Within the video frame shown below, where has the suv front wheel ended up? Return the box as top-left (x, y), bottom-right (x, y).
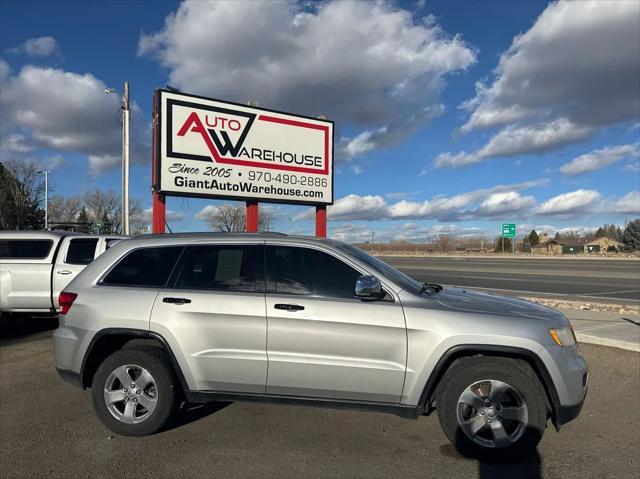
top-left (436, 356), bottom-right (548, 460)
top-left (91, 347), bottom-right (178, 436)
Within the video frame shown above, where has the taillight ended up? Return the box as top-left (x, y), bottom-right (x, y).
top-left (59, 292), bottom-right (78, 315)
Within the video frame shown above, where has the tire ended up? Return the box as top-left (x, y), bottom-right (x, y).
top-left (91, 346), bottom-right (178, 436)
top-left (436, 356), bottom-right (548, 460)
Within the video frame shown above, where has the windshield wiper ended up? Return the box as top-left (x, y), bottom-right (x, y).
top-left (420, 282), bottom-right (443, 295)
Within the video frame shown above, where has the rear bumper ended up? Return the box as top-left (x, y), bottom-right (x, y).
top-left (56, 367), bottom-right (82, 388)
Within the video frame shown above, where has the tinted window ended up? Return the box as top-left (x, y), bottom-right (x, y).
top-left (102, 246), bottom-right (182, 287)
top-left (175, 245), bottom-right (262, 293)
top-left (267, 246), bottom-right (361, 298)
top-left (0, 239), bottom-right (53, 259)
top-left (65, 238), bottom-right (98, 265)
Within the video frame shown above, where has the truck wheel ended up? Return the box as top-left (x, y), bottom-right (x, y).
top-left (91, 346), bottom-right (178, 436)
top-left (436, 356), bottom-right (547, 460)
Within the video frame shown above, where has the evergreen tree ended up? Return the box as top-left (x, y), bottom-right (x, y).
top-left (100, 212), bottom-right (111, 234)
top-left (528, 229), bottom-right (540, 246)
top-left (623, 219), bottom-right (640, 251)
top-left (77, 208), bottom-right (90, 233)
top-left (522, 235), bottom-right (532, 253)
top-left (554, 232), bottom-right (561, 241)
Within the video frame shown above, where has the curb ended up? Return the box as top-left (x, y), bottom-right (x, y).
top-left (576, 333), bottom-right (640, 352)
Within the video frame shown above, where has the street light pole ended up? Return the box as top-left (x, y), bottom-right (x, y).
top-left (122, 81), bottom-right (130, 235)
top-left (105, 82), bottom-right (130, 235)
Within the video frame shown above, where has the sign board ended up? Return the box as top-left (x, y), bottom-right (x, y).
top-left (155, 90), bottom-right (333, 205)
top-left (502, 223), bottom-right (516, 238)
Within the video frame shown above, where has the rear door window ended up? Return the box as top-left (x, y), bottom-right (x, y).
top-left (65, 238), bottom-right (99, 265)
top-left (102, 246), bottom-right (183, 287)
top-left (173, 244), bottom-right (263, 293)
top-left (0, 239), bottom-right (53, 259)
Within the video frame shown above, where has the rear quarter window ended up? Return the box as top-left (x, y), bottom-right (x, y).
top-left (101, 246), bottom-right (183, 287)
top-left (0, 239), bottom-right (54, 259)
top-left (65, 238), bottom-right (99, 265)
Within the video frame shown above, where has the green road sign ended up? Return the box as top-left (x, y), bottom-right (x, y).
top-left (502, 223), bottom-right (516, 238)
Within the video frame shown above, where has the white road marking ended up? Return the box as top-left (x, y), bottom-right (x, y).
top-left (574, 323), bottom-right (629, 333)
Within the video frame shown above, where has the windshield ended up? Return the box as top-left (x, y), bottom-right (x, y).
top-left (339, 244), bottom-right (423, 294)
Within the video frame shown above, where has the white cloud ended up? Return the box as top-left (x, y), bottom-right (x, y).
top-left (535, 189), bottom-right (601, 216)
top-left (0, 66), bottom-right (149, 174)
top-left (475, 191), bottom-right (536, 216)
top-left (461, 1), bottom-right (639, 133)
top-left (295, 179), bottom-right (547, 221)
top-left (8, 36), bottom-right (60, 57)
top-left (612, 191), bottom-right (640, 214)
top-left (560, 143), bottom-right (640, 175)
top-left (437, 0), bottom-right (640, 167)
top-left (139, 0), bottom-right (475, 162)
top-left (435, 119), bottom-right (592, 168)
top-left (0, 133), bottom-right (35, 153)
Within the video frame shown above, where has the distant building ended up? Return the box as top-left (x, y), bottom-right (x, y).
top-left (538, 233), bottom-right (550, 243)
top-left (584, 237), bottom-right (623, 254)
top-left (532, 239), bottom-right (582, 255)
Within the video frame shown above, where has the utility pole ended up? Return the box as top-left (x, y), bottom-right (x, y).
top-left (122, 81), bottom-right (130, 235)
top-left (42, 170), bottom-right (50, 230)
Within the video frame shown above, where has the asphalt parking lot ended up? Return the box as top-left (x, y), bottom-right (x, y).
top-left (1, 319), bottom-right (638, 479)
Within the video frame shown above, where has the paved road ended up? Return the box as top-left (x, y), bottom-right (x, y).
top-left (381, 256), bottom-right (640, 305)
top-left (1, 322), bottom-right (639, 479)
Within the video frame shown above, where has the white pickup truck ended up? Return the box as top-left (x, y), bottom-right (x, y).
top-left (0, 231), bottom-right (126, 317)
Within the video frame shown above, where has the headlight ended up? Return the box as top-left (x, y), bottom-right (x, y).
top-left (549, 326), bottom-right (576, 347)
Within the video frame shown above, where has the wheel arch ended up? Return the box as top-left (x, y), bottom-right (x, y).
top-left (418, 344), bottom-right (561, 425)
top-left (80, 328), bottom-right (188, 391)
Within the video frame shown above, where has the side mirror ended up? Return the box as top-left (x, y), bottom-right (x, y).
top-left (355, 275), bottom-right (385, 300)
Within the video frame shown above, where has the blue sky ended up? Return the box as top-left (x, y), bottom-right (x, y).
top-left (1, 0), bottom-right (638, 241)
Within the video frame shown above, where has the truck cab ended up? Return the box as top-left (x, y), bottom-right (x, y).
top-left (0, 231), bottom-right (126, 314)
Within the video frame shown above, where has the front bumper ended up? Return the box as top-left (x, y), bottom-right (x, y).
top-left (555, 384), bottom-right (587, 427)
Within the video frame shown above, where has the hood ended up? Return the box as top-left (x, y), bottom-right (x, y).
top-left (432, 286), bottom-right (564, 322)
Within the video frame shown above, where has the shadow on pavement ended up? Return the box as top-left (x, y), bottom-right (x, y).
top-left (0, 314), bottom-right (58, 345)
top-left (477, 450), bottom-right (541, 479)
top-left (164, 401), bottom-right (233, 432)
top-left (440, 429), bottom-right (542, 479)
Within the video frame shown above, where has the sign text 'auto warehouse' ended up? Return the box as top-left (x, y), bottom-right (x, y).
top-left (156, 90), bottom-right (334, 205)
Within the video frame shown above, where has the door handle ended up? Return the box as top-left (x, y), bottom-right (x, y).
top-left (56, 270), bottom-right (72, 275)
top-left (162, 297), bottom-right (192, 305)
top-left (274, 303), bottom-right (305, 312)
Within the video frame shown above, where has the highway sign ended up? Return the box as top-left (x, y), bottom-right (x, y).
top-left (502, 223), bottom-right (516, 238)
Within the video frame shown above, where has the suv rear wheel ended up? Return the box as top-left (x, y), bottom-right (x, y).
top-left (91, 346), bottom-right (178, 436)
top-left (436, 356), bottom-right (547, 460)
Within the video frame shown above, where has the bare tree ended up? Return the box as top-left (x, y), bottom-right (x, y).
top-left (0, 160), bottom-right (45, 230)
top-left (203, 203), bottom-right (274, 232)
top-left (83, 189), bottom-right (142, 234)
top-left (48, 195), bottom-right (83, 223)
top-left (434, 234), bottom-right (453, 252)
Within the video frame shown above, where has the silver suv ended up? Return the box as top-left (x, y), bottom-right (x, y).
top-left (53, 233), bottom-right (587, 459)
